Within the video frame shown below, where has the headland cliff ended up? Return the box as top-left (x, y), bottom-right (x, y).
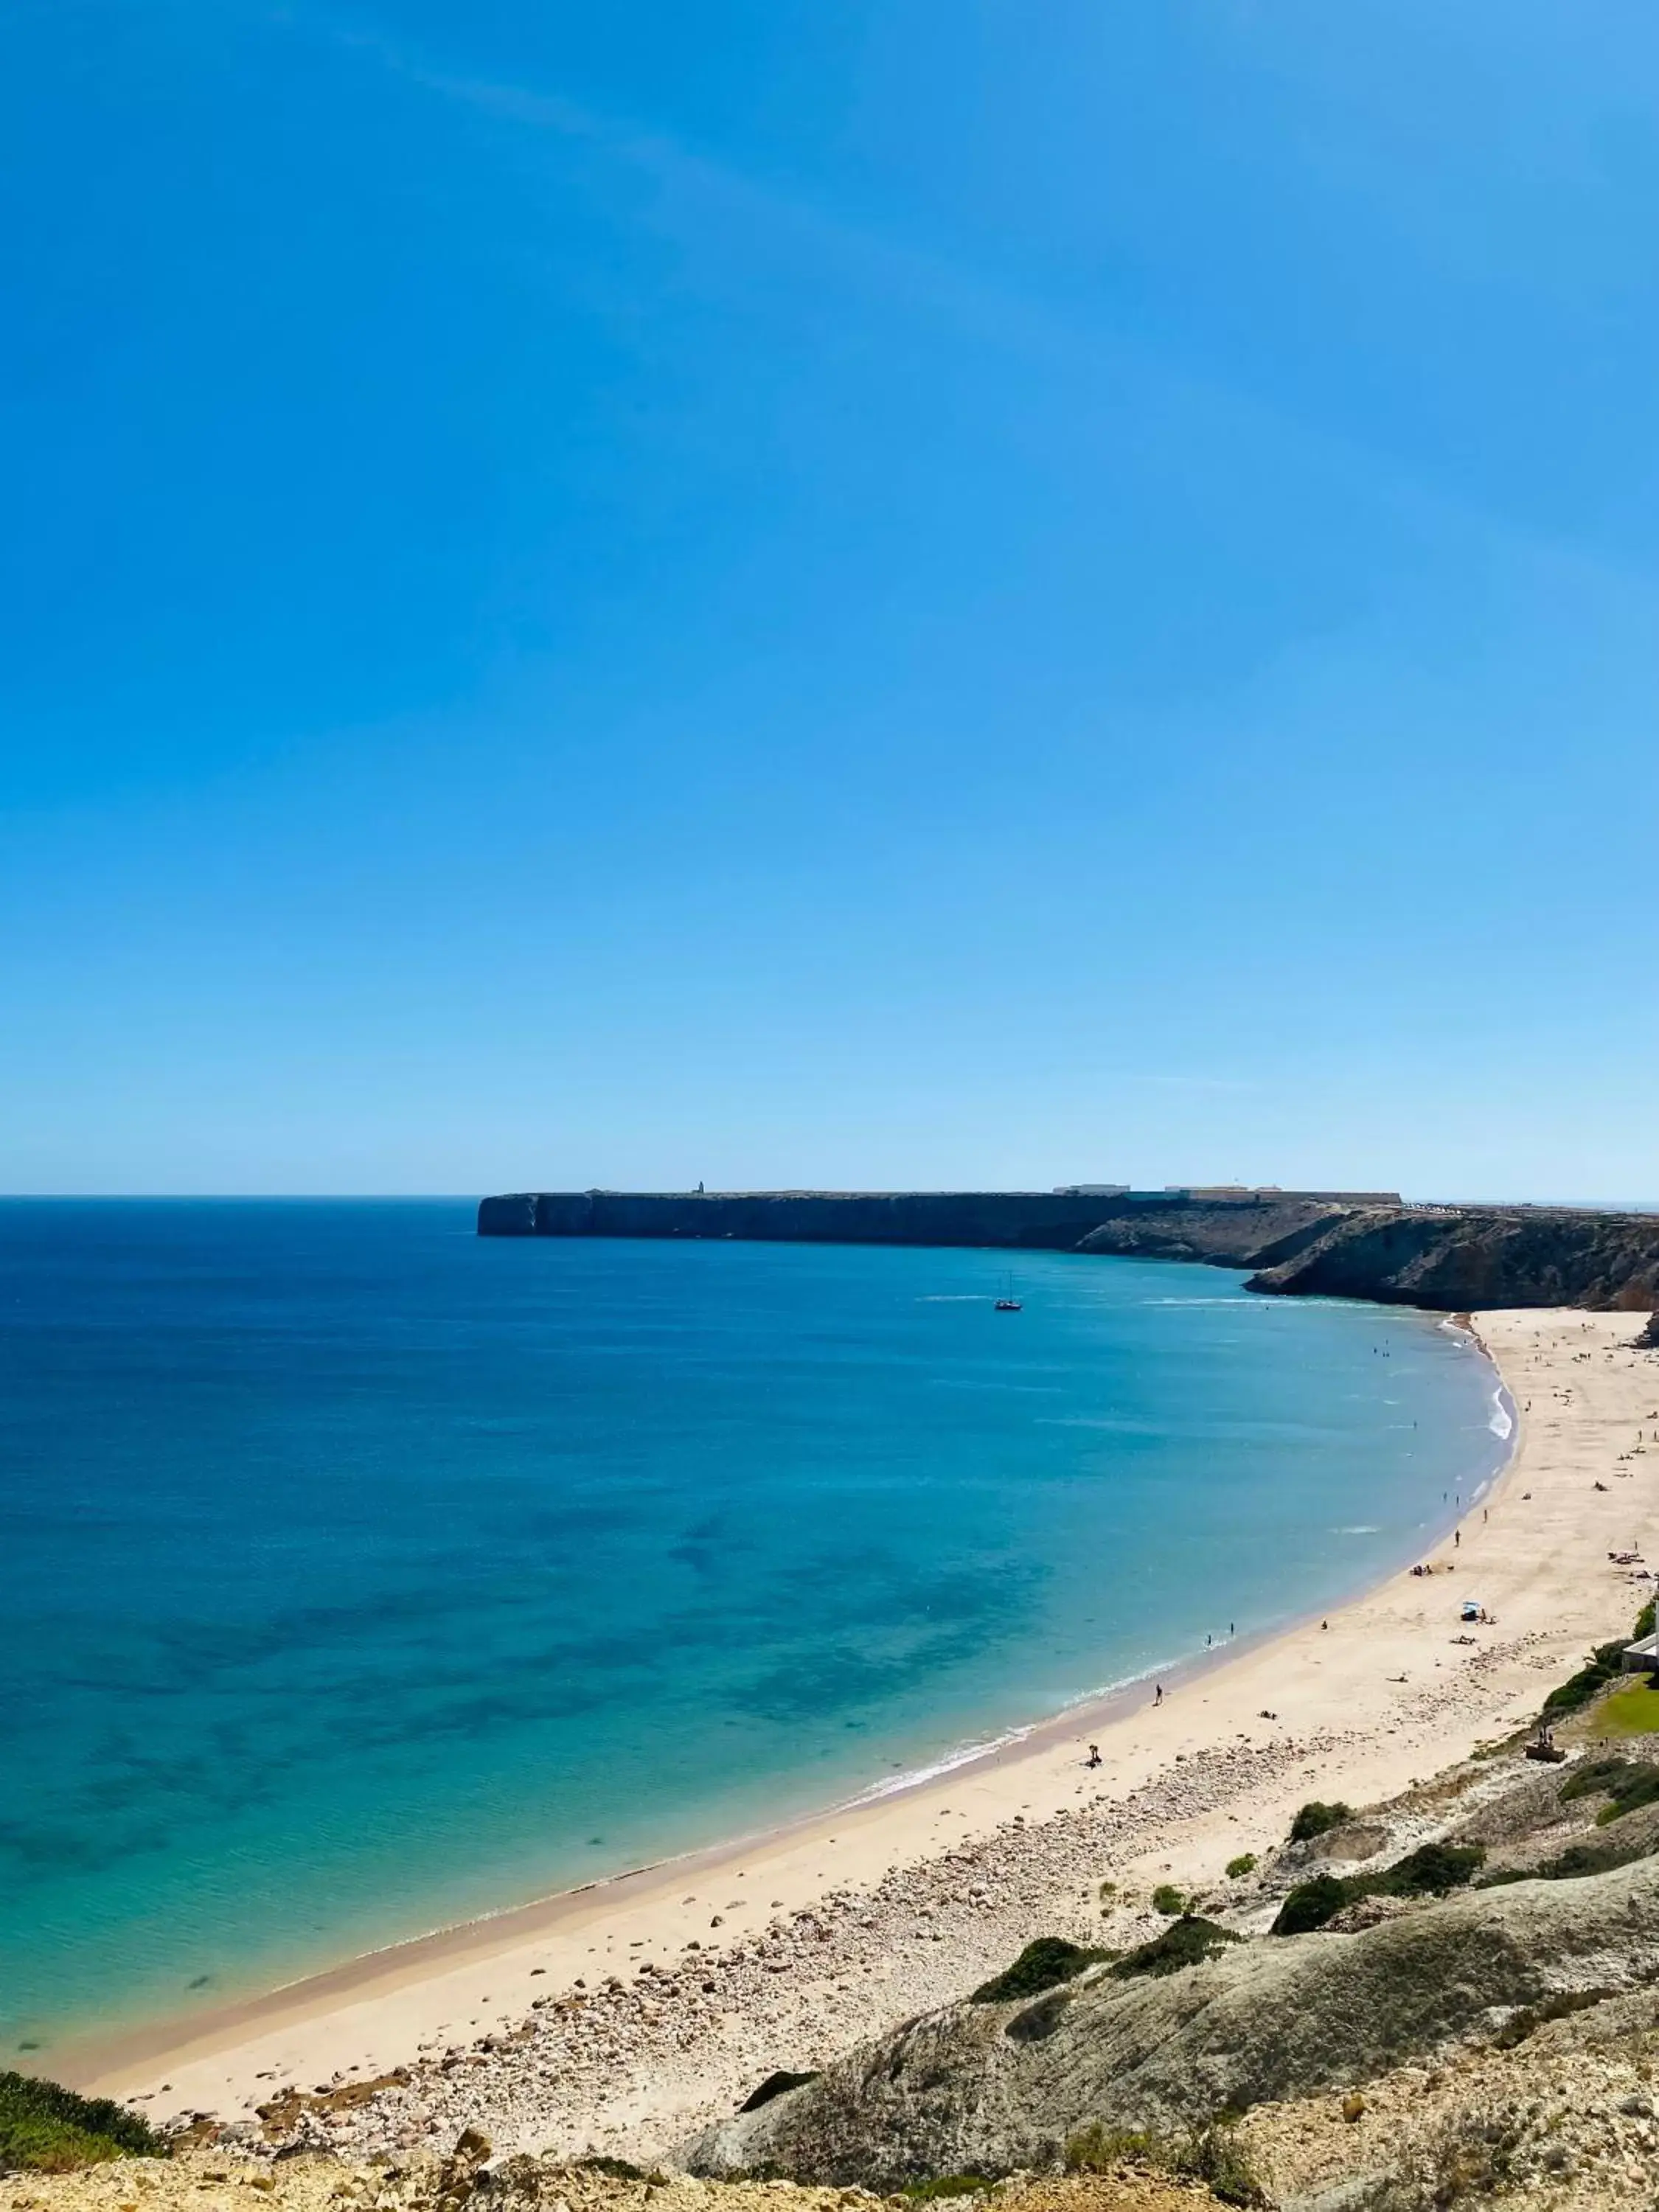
top-left (478, 1188), bottom-right (1659, 1315)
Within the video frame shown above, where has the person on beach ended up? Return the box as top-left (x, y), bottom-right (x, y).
top-left (1086, 1742), bottom-right (1101, 1767)
top-left (1153, 1683), bottom-right (1163, 1705)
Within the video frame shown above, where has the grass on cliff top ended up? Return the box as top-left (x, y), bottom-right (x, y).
top-left (1591, 1683), bottom-right (1659, 1737)
top-left (0, 2072), bottom-right (165, 2174)
top-left (1541, 1601), bottom-right (1655, 1724)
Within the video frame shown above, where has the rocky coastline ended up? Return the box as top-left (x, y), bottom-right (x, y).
top-left (478, 1189), bottom-right (1659, 1322)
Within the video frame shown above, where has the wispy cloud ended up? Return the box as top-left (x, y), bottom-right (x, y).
top-left (291, 5), bottom-right (1658, 612)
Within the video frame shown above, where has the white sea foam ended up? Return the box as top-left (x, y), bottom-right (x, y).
top-left (1489, 1390), bottom-right (1514, 1441)
top-left (1334, 1524), bottom-right (1381, 1535)
top-left (1141, 1297), bottom-right (1255, 1307)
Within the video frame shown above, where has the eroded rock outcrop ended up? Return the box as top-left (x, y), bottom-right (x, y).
top-left (1249, 1206), bottom-right (1659, 1313)
top-left (689, 1861), bottom-right (1659, 2189)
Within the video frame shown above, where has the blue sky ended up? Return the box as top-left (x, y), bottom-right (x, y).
top-left (2, 0), bottom-right (1655, 1197)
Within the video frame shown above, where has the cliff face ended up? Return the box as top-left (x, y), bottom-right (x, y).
top-left (476, 1190), bottom-right (1365, 1264)
top-left (476, 1190), bottom-right (1154, 1249)
top-left (1248, 1206), bottom-right (1659, 1312)
top-left (477, 1192), bottom-right (1659, 1315)
top-left (1073, 1197), bottom-right (1356, 1270)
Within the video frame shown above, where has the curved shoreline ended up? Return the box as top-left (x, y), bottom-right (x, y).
top-left (58, 1312), bottom-right (1539, 2115)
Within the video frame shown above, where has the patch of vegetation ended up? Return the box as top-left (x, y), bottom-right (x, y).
top-left (970, 1937), bottom-right (1105, 2004)
top-left (1592, 1683), bottom-right (1659, 1738)
top-left (0, 2073), bottom-right (165, 2174)
top-left (736, 2070), bottom-right (818, 2113)
top-left (1542, 1639), bottom-right (1632, 1717)
top-left (1271, 1841), bottom-right (1486, 1934)
top-left (899, 2176), bottom-right (994, 2201)
top-left (1559, 1756), bottom-right (1659, 1823)
top-left (1490, 1988), bottom-right (1616, 2049)
top-left (1271, 1873), bottom-right (1349, 1935)
top-left (1109, 1914), bottom-right (1242, 1980)
top-left (1066, 2119), bottom-right (1266, 2207)
top-left (575, 2156), bottom-right (669, 2183)
top-left (1150, 1882), bottom-right (1186, 1916)
top-left (1225, 1852), bottom-right (1258, 1879)
top-left (1636, 1599), bottom-right (1655, 1639)
top-left (1382, 1840), bottom-right (1487, 1894)
top-left (1290, 1800), bottom-right (1353, 1843)
top-left (1478, 1828), bottom-right (1659, 1886)
top-left (1418, 2110), bottom-right (1525, 2205)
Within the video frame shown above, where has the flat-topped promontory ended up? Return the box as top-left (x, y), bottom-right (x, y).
top-left (477, 1187), bottom-right (1659, 1315)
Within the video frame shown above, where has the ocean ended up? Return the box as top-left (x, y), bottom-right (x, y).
top-left (0, 1200), bottom-right (1509, 2059)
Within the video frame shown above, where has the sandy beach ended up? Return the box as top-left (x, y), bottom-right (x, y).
top-left (71, 1307), bottom-right (1658, 2167)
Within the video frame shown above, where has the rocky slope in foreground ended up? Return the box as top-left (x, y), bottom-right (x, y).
top-left (691, 1650), bottom-right (1659, 2210)
top-left (0, 2148), bottom-right (1222, 2212)
top-left (693, 1862), bottom-right (1659, 2191)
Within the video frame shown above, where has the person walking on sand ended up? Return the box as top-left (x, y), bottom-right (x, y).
top-left (1153, 1683), bottom-right (1163, 1706)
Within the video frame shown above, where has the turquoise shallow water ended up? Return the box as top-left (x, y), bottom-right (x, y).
top-left (0, 1200), bottom-right (1508, 2059)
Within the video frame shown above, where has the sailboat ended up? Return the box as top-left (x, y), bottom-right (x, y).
top-left (995, 1270), bottom-right (1023, 1312)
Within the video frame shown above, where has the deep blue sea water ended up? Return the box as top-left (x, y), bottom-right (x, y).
top-left (0, 1201), bottom-right (1509, 2059)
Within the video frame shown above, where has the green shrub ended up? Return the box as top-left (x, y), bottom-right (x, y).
top-left (1559, 1756), bottom-right (1659, 1823)
top-left (899, 2177), bottom-right (994, 2201)
top-left (1635, 1599), bottom-right (1655, 1640)
top-left (1150, 1882), bottom-right (1186, 1916)
top-left (1109, 1915), bottom-right (1241, 1980)
top-left (1377, 1841), bottom-right (1485, 1896)
top-left (1478, 1829), bottom-right (1659, 1887)
top-left (1066, 2124), bottom-right (1160, 2172)
top-left (1290, 1801), bottom-right (1352, 1843)
top-left (576, 2157), bottom-right (666, 2183)
top-left (1272, 1842), bottom-right (1484, 1933)
top-left (1225, 1853), bottom-right (1257, 1879)
top-left (1271, 1873), bottom-right (1349, 1935)
top-left (1065, 2119), bottom-right (1266, 2207)
top-left (1543, 1640), bottom-right (1632, 1717)
top-left (0, 2072), bottom-right (164, 2174)
top-left (970, 1937), bottom-right (1105, 2004)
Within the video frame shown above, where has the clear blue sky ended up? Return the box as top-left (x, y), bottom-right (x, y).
top-left (3, 0), bottom-right (1655, 1198)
